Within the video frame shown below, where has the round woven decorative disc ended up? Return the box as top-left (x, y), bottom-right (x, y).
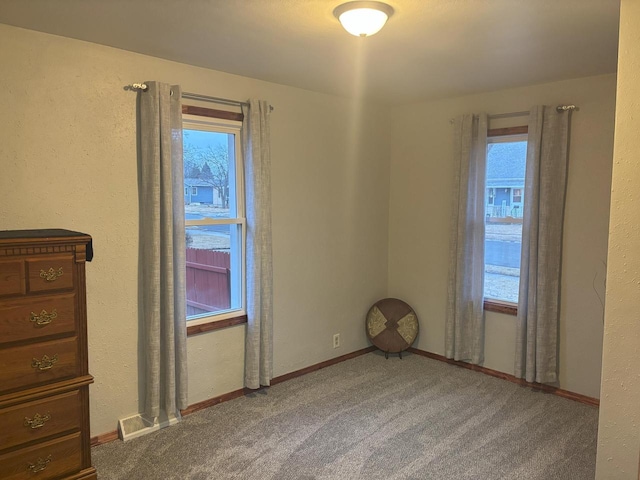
top-left (366, 298), bottom-right (419, 353)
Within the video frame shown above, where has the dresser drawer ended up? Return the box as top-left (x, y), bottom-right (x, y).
top-left (0, 259), bottom-right (25, 297)
top-left (0, 337), bottom-right (79, 394)
top-left (0, 432), bottom-right (83, 480)
top-left (26, 255), bottom-right (75, 293)
top-left (0, 390), bottom-right (82, 451)
top-left (0, 293), bottom-right (77, 345)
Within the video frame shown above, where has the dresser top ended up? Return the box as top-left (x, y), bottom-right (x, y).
top-left (0, 229), bottom-right (91, 240)
top-left (0, 229), bottom-right (93, 261)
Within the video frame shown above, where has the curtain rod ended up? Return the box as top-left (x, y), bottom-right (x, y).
top-left (489, 110), bottom-right (530, 120)
top-left (449, 105), bottom-right (577, 124)
top-left (129, 83), bottom-right (274, 111)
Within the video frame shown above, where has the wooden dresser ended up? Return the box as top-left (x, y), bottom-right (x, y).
top-left (0, 230), bottom-right (96, 480)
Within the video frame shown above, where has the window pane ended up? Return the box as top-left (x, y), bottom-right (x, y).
top-left (183, 129), bottom-right (237, 218)
top-left (183, 119), bottom-right (244, 322)
top-left (484, 140), bottom-right (527, 303)
top-left (185, 223), bottom-right (242, 317)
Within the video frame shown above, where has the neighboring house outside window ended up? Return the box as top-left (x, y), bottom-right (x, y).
top-left (183, 112), bottom-right (245, 327)
top-left (184, 181), bottom-right (214, 205)
top-left (484, 133), bottom-right (527, 310)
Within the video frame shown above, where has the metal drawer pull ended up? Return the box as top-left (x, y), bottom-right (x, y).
top-left (40, 267), bottom-right (64, 282)
top-left (30, 309), bottom-right (58, 326)
top-left (31, 354), bottom-right (58, 371)
top-left (28, 455), bottom-right (52, 473)
top-left (24, 412), bottom-right (51, 429)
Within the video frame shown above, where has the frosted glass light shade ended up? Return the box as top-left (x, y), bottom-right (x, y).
top-left (333, 1), bottom-right (394, 37)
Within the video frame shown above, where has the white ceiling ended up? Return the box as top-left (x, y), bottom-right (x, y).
top-left (0, 0), bottom-right (620, 104)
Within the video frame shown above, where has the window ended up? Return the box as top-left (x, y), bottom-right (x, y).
top-left (512, 188), bottom-right (522, 204)
top-left (484, 128), bottom-right (527, 311)
top-left (183, 112), bottom-right (245, 326)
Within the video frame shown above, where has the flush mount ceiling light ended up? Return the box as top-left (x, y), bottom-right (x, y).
top-left (333, 1), bottom-right (394, 37)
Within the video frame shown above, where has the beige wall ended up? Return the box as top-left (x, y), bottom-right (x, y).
top-left (0, 24), bottom-right (391, 436)
top-left (597, 0), bottom-right (640, 477)
top-left (388, 74), bottom-right (616, 399)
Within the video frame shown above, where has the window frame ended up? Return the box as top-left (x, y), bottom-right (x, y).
top-left (484, 125), bottom-right (528, 316)
top-left (182, 108), bottom-right (247, 334)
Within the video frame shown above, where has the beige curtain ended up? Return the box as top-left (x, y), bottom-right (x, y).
top-left (241, 99), bottom-right (273, 389)
top-left (445, 113), bottom-right (488, 364)
top-left (515, 105), bottom-right (571, 384)
top-left (139, 81), bottom-right (188, 419)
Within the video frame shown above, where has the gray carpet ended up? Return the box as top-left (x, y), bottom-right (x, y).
top-left (92, 352), bottom-right (598, 479)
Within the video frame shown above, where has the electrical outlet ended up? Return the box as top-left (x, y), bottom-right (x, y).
top-left (333, 333), bottom-right (340, 349)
